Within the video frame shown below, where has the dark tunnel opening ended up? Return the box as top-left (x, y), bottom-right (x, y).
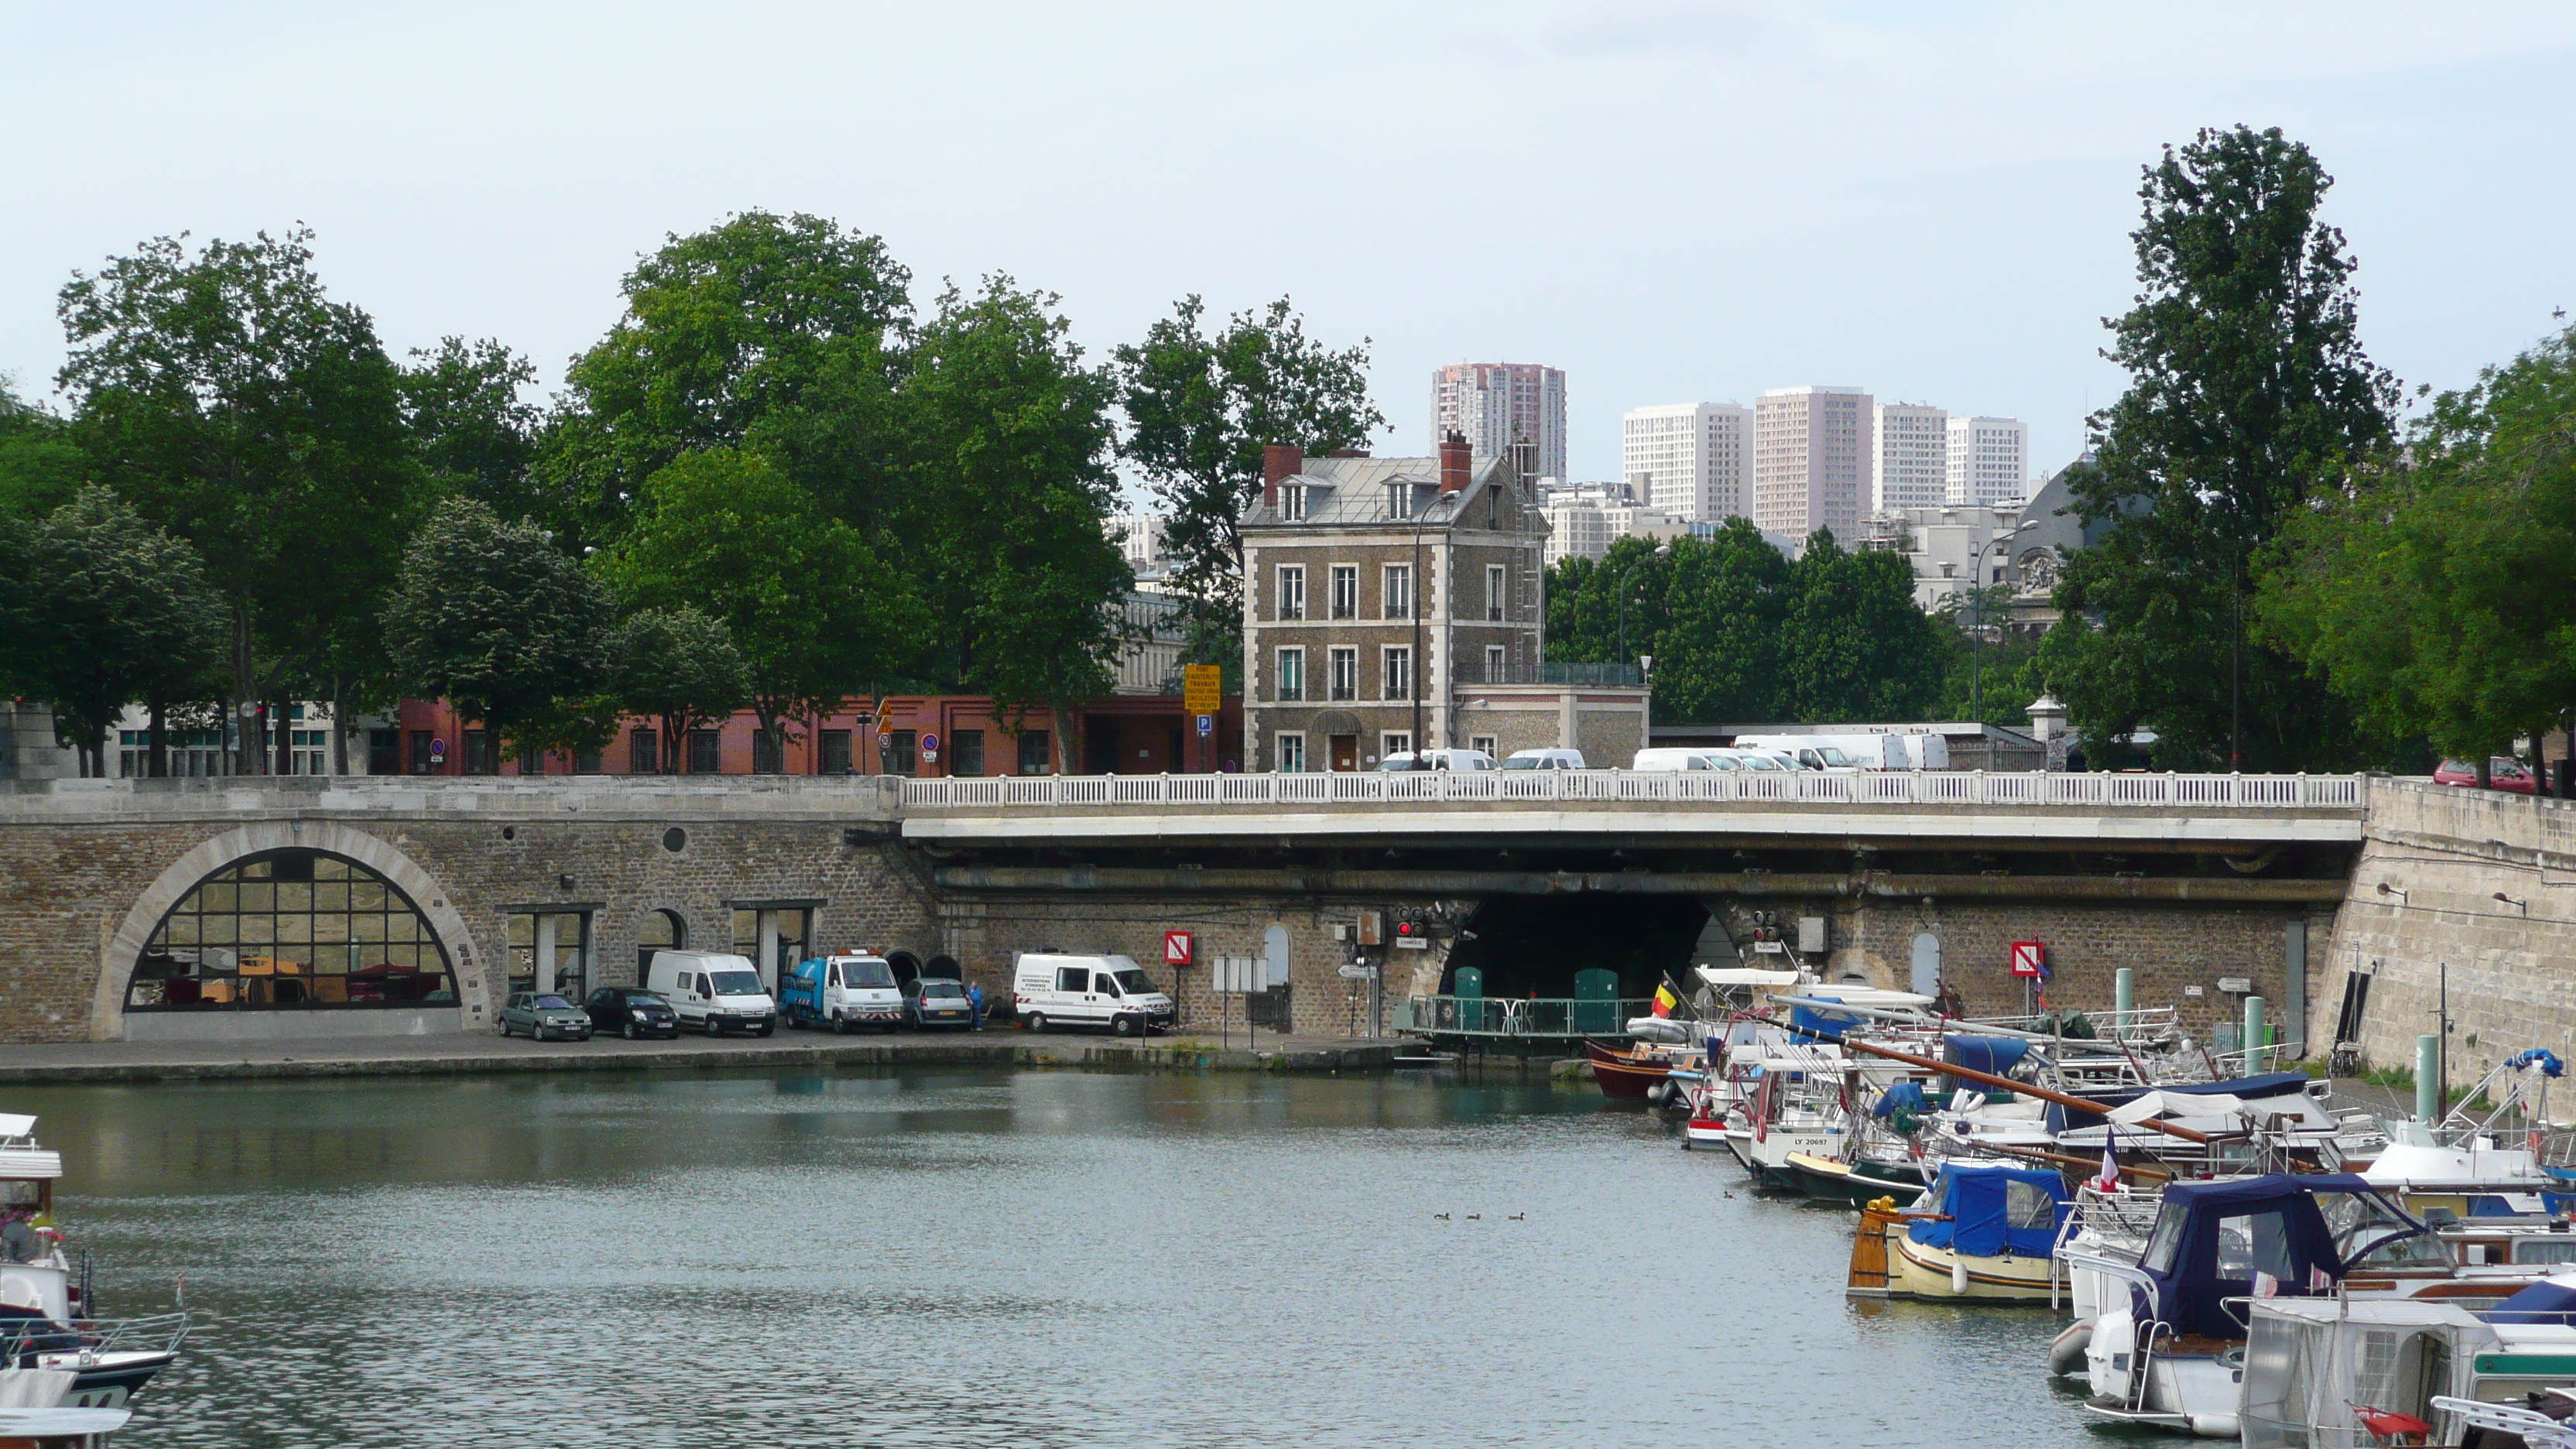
top-left (1437, 896), bottom-right (1711, 1000)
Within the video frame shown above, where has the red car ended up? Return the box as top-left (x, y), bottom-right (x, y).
top-left (2432, 757), bottom-right (2540, 794)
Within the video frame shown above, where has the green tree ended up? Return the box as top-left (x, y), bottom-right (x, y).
top-left (11, 487), bottom-right (226, 776)
top-left (902, 278), bottom-right (1129, 766)
top-left (402, 336), bottom-right (544, 522)
top-left (0, 378), bottom-right (85, 522)
top-left (2259, 324), bottom-right (2576, 779)
top-left (597, 447), bottom-right (909, 769)
top-left (603, 606), bottom-right (752, 773)
top-left (55, 227), bottom-right (421, 773)
top-left (1778, 533), bottom-right (1947, 721)
top-left (382, 498), bottom-right (614, 770)
top-left (541, 211), bottom-right (910, 548)
top-left (1930, 601), bottom-right (2047, 727)
top-left (2044, 125), bottom-right (2400, 771)
top-left (1114, 295), bottom-right (1384, 662)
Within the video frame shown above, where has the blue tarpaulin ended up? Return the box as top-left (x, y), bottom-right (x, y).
top-left (1944, 1036), bottom-right (2030, 1078)
top-left (1905, 1165), bottom-right (2071, 1259)
top-left (2512, 1049), bottom-right (2567, 1079)
top-left (1872, 1082), bottom-right (1929, 1119)
top-left (2132, 1173), bottom-right (2424, 1341)
top-left (2490, 1274), bottom-right (2576, 1324)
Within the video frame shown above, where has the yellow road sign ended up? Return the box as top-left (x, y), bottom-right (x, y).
top-left (1183, 664), bottom-right (1222, 714)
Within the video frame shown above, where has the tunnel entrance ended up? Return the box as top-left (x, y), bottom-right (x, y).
top-left (1438, 896), bottom-right (1709, 1002)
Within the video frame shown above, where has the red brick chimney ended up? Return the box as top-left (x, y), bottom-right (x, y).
top-left (1262, 444), bottom-right (1303, 509)
top-left (1438, 430), bottom-right (1471, 494)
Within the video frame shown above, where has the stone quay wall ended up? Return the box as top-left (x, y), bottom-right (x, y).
top-left (2325, 779), bottom-right (2576, 1089)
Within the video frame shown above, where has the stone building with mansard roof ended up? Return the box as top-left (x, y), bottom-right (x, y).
top-left (1238, 433), bottom-right (1649, 772)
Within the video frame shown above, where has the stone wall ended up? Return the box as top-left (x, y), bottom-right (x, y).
top-left (2324, 779), bottom-right (2576, 1088)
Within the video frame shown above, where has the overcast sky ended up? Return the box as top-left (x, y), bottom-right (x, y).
top-left (4, 2), bottom-right (2571, 493)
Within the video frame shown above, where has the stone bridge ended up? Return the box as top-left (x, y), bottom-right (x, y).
top-left (0, 770), bottom-right (2523, 1067)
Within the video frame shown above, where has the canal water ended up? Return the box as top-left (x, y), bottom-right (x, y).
top-left (21, 1067), bottom-right (2098, 1446)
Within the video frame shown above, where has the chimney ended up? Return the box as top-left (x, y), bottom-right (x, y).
top-left (1262, 444), bottom-right (1303, 509)
top-left (1439, 430), bottom-right (1471, 495)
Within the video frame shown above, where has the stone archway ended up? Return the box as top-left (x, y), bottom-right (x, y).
top-left (91, 821), bottom-right (491, 1042)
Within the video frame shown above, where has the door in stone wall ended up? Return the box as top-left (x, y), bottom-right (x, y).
top-left (1910, 933), bottom-right (1942, 999)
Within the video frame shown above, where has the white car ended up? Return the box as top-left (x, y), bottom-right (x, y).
top-left (1502, 748), bottom-right (1587, 770)
top-left (1377, 749), bottom-right (1498, 772)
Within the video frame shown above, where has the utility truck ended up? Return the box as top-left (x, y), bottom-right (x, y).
top-left (779, 951), bottom-right (904, 1033)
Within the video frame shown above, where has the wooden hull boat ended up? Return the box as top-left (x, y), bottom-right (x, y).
top-left (1585, 1040), bottom-right (1670, 1101)
top-left (1889, 1234), bottom-right (2057, 1302)
top-left (1785, 1151), bottom-right (1926, 1210)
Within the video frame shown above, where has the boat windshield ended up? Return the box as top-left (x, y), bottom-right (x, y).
top-left (709, 971), bottom-right (766, 998)
top-left (1112, 970), bottom-right (1156, 994)
top-left (2314, 1190), bottom-right (2444, 1269)
top-left (2142, 1201), bottom-right (2189, 1273)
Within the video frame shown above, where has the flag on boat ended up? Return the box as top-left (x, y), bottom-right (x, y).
top-left (2096, 1122), bottom-right (2120, 1191)
top-left (1651, 985), bottom-right (1678, 1018)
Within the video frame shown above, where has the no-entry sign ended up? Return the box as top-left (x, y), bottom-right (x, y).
top-left (2010, 940), bottom-right (2047, 978)
top-left (1164, 930), bottom-right (1194, 966)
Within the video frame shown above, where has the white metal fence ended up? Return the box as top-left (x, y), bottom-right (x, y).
top-left (899, 769), bottom-right (2365, 810)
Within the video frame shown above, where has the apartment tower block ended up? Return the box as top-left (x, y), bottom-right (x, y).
top-left (1621, 402), bottom-right (1753, 523)
top-left (1754, 385), bottom-right (1873, 540)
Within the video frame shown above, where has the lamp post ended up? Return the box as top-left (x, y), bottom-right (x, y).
top-left (1615, 541), bottom-right (1673, 683)
top-left (1968, 518), bottom-right (2040, 722)
top-left (1410, 521), bottom-right (1426, 754)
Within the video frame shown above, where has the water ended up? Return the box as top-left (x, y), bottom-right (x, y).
top-left (19, 1068), bottom-right (2099, 1446)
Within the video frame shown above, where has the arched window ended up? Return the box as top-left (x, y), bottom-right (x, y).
top-left (638, 909), bottom-right (687, 981)
top-left (128, 850), bottom-right (454, 1012)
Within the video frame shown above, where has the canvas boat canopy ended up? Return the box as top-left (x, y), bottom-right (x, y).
top-left (2135, 1174), bottom-right (2433, 1341)
top-left (1906, 1164), bottom-right (2071, 1259)
top-left (1695, 968), bottom-right (1804, 988)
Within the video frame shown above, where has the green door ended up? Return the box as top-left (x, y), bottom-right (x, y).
top-left (1573, 968), bottom-right (1620, 1034)
top-left (1451, 966), bottom-right (1485, 1032)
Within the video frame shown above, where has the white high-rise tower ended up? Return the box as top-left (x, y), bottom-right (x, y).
top-left (1945, 416), bottom-right (2030, 505)
top-left (1622, 402), bottom-right (1753, 522)
top-left (1872, 403), bottom-right (1948, 512)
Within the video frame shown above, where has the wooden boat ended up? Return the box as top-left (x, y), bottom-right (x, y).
top-left (1844, 1163), bottom-right (2071, 1303)
top-left (1785, 1151), bottom-right (1927, 1210)
top-left (1585, 1040), bottom-right (1670, 1101)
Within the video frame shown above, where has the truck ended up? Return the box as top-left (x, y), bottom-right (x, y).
top-left (777, 951), bottom-right (904, 1033)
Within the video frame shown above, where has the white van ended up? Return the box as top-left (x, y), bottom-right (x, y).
top-left (1502, 748), bottom-right (1587, 771)
top-left (1729, 735), bottom-right (1868, 772)
top-left (643, 950), bottom-right (779, 1036)
top-left (1734, 732), bottom-right (1948, 771)
top-left (1630, 747), bottom-right (1721, 771)
top-left (1012, 952), bottom-right (1177, 1036)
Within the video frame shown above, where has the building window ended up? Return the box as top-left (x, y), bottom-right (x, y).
top-left (1277, 566), bottom-right (1306, 621)
top-left (1471, 735), bottom-right (1499, 758)
top-left (1331, 565), bottom-right (1358, 619)
top-left (686, 730), bottom-right (722, 775)
top-left (1485, 645), bottom-right (1507, 681)
top-left (629, 728), bottom-right (659, 774)
top-left (949, 729), bottom-right (983, 777)
top-left (1383, 564), bottom-right (1412, 619)
top-left (125, 849), bottom-right (456, 1013)
top-left (1388, 483), bottom-right (1411, 519)
top-left (1277, 647), bottom-right (1305, 702)
top-left (572, 745), bottom-right (602, 775)
top-left (508, 910), bottom-right (593, 1002)
top-left (1276, 732), bottom-right (1307, 772)
top-left (1486, 564), bottom-right (1506, 622)
top-left (1328, 647), bottom-right (1358, 701)
top-left (289, 729), bottom-right (327, 776)
top-left (882, 729), bottom-right (917, 776)
top-left (1383, 646), bottom-right (1411, 701)
top-left (1016, 730), bottom-right (1051, 775)
top-left (1282, 484), bottom-right (1307, 521)
top-left (367, 729), bottom-right (399, 776)
top-left (463, 730), bottom-right (492, 775)
top-left (1382, 732), bottom-right (1412, 762)
top-left (752, 729), bottom-right (785, 776)
top-left (818, 729), bottom-right (854, 775)
top-left (409, 730), bottom-right (436, 775)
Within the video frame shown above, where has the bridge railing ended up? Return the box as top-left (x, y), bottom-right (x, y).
top-left (901, 769), bottom-right (2365, 810)
top-left (1392, 995), bottom-right (1662, 1038)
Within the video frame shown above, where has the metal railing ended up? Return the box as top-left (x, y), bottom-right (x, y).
top-left (1393, 995), bottom-right (1660, 1038)
top-left (1451, 661), bottom-right (1644, 687)
top-left (902, 769), bottom-right (2366, 810)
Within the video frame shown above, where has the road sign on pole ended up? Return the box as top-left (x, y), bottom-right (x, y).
top-left (1164, 930), bottom-right (1193, 966)
top-left (1195, 714), bottom-right (1212, 738)
top-left (2009, 940), bottom-right (2047, 978)
top-left (1183, 664), bottom-right (1221, 714)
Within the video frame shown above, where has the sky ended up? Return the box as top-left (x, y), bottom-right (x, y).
top-left (2, 1), bottom-right (2572, 495)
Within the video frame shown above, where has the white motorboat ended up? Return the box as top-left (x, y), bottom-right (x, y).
top-left (0, 1115), bottom-right (187, 1409)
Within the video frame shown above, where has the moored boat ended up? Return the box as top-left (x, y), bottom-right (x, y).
top-left (1847, 1163), bottom-right (2071, 1303)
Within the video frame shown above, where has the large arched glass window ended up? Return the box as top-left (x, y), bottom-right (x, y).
top-left (128, 850), bottom-right (456, 1012)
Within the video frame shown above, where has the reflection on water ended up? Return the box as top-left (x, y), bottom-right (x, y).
top-left (19, 1069), bottom-right (2096, 1447)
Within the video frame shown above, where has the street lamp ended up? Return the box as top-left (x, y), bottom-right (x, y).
top-left (1616, 541), bottom-right (1673, 683)
top-left (1968, 519), bottom-right (2040, 721)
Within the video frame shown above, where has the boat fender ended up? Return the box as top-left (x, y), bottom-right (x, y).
top-left (1645, 1081), bottom-right (1669, 1105)
top-left (2186, 1414), bottom-right (2239, 1438)
top-left (1951, 1259), bottom-right (1969, 1295)
top-left (2047, 1319), bottom-right (2094, 1378)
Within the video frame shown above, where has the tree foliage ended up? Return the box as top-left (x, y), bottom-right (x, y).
top-left (595, 447), bottom-right (909, 765)
top-left (0, 378), bottom-right (85, 522)
top-left (402, 336), bottom-right (543, 522)
top-left (55, 227), bottom-right (421, 770)
top-left (1546, 523), bottom-right (1943, 724)
top-left (382, 498), bottom-right (614, 767)
top-left (2259, 324), bottom-right (2576, 771)
top-left (2043, 126), bottom-right (2400, 770)
top-left (1114, 296), bottom-right (1384, 658)
top-left (4, 487), bottom-right (226, 776)
top-left (602, 607), bottom-right (752, 773)
top-left (903, 278), bottom-right (1129, 751)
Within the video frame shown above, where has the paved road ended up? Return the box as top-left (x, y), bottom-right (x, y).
top-left (0, 1023), bottom-right (1410, 1084)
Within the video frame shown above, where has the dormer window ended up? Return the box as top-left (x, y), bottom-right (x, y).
top-left (1282, 485), bottom-right (1307, 522)
top-left (1389, 483), bottom-right (1411, 519)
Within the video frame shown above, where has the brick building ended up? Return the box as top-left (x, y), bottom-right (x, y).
top-left (1239, 435), bottom-right (1648, 771)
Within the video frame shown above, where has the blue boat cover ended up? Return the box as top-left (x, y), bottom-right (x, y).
top-left (1872, 1082), bottom-right (1928, 1119)
top-left (1791, 1001), bottom-right (1868, 1039)
top-left (2489, 1274), bottom-right (2576, 1324)
top-left (2163, 1071), bottom-right (2310, 1100)
top-left (2133, 1173), bottom-right (2423, 1341)
top-left (2512, 1048), bottom-right (2567, 1079)
top-left (1906, 1165), bottom-right (2071, 1259)
top-left (1944, 1036), bottom-right (2030, 1078)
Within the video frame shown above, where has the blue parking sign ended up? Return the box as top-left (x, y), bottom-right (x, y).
top-left (1196, 714), bottom-right (1212, 736)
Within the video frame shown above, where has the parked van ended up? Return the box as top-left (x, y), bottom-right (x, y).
top-left (1734, 732), bottom-right (1948, 771)
top-left (1630, 747), bottom-right (1720, 771)
top-left (1377, 748), bottom-right (1499, 772)
top-left (1712, 748), bottom-right (1799, 772)
top-left (1502, 748), bottom-right (1588, 770)
top-left (778, 952), bottom-right (903, 1033)
top-left (1728, 735), bottom-right (1869, 772)
top-left (1011, 952), bottom-right (1177, 1036)
top-left (643, 950), bottom-right (778, 1036)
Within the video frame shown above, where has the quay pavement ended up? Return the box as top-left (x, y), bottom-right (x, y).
top-left (0, 1024), bottom-right (1410, 1086)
